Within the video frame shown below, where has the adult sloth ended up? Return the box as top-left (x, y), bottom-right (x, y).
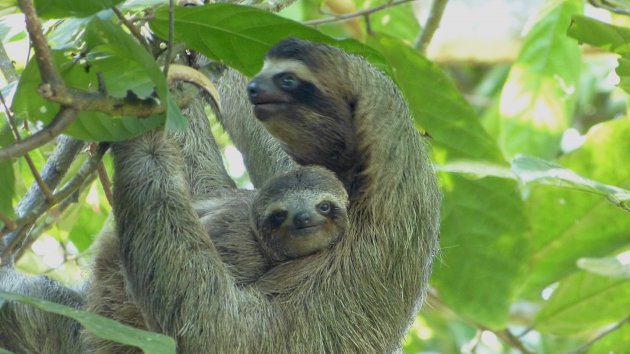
top-left (111, 38), bottom-right (440, 353)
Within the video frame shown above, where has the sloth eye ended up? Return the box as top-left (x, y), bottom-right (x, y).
top-left (318, 202), bottom-right (332, 214)
top-left (270, 210), bottom-right (288, 225)
top-left (278, 73), bottom-right (299, 90)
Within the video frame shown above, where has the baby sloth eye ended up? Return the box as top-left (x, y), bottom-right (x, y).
top-left (278, 73), bottom-right (299, 90)
top-left (318, 202), bottom-right (332, 214)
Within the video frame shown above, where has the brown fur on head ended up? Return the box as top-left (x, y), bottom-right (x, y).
top-left (252, 165), bottom-right (348, 262)
top-left (247, 39), bottom-right (362, 188)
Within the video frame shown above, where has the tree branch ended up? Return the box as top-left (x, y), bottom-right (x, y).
top-left (304, 0), bottom-right (415, 26)
top-left (414, 0), bottom-right (449, 52)
top-left (0, 136), bottom-right (84, 263)
top-left (0, 107), bottom-right (79, 162)
top-left (1, 143), bottom-right (108, 262)
top-left (17, 0), bottom-right (63, 88)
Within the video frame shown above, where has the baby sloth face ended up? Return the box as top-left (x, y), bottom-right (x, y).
top-left (252, 166), bottom-right (349, 262)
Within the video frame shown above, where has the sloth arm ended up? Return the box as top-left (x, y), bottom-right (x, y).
top-left (217, 69), bottom-right (295, 187)
top-left (111, 131), bottom-right (276, 352)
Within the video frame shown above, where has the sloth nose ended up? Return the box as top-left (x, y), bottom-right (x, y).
top-left (293, 212), bottom-right (313, 228)
top-left (247, 80), bottom-right (261, 99)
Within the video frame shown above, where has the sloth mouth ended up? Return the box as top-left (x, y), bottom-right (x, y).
top-left (289, 223), bottom-right (325, 237)
top-left (252, 102), bottom-right (289, 120)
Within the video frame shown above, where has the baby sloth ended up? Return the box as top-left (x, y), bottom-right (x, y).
top-left (198, 165), bottom-right (349, 284)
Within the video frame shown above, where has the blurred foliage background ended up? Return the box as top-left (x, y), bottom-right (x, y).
top-left (1, 0), bottom-right (630, 353)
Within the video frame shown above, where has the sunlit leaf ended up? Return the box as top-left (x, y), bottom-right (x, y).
top-left (369, 34), bottom-right (528, 329)
top-left (577, 256), bottom-right (630, 279)
top-left (33, 0), bottom-right (124, 19)
top-left (534, 272), bottom-right (630, 335)
top-left (512, 155), bottom-right (630, 211)
top-left (0, 291), bottom-right (176, 354)
top-left (524, 118), bottom-right (630, 295)
top-left (568, 15), bottom-right (630, 94)
top-left (149, 3), bottom-right (390, 77)
top-left (497, 0), bottom-right (583, 159)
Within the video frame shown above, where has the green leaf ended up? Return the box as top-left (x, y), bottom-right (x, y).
top-left (0, 291), bottom-right (176, 354)
top-left (369, 0), bottom-right (420, 43)
top-left (568, 15), bottom-right (630, 95)
top-left (524, 118), bottom-right (630, 294)
top-left (33, 0), bottom-right (124, 19)
top-left (512, 155), bottom-right (630, 211)
top-left (588, 322), bottom-right (630, 354)
top-left (534, 272), bottom-right (630, 335)
top-left (367, 34), bottom-right (503, 162)
top-left (149, 3), bottom-right (390, 77)
top-left (85, 18), bottom-right (186, 133)
top-left (431, 175), bottom-right (529, 329)
top-left (497, 0), bottom-right (583, 160)
top-left (0, 160), bottom-right (14, 224)
top-left (368, 35), bottom-right (528, 329)
top-left (13, 51), bottom-right (163, 141)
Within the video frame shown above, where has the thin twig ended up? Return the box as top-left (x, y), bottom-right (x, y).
top-left (257, 0), bottom-right (297, 12)
top-left (15, 173), bottom-right (97, 261)
top-left (0, 92), bottom-right (54, 201)
top-left (90, 143), bottom-right (113, 206)
top-left (0, 107), bottom-right (79, 162)
top-left (588, 0), bottom-right (630, 16)
top-left (113, 7), bottom-right (150, 51)
top-left (304, 0), bottom-right (416, 26)
top-left (0, 42), bottom-right (18, 82)
top-left (566, 313), bottom-right (630, 354)
top-left (0, 212), bottom-right (16, 231)
top-left (414, 0), bottom-right (449, 52)
top-left (1, 143), bottom-right (109, 260)
top-left (163, 0), bottom-right (175, 76)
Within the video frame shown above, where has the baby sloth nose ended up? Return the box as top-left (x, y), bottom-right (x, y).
top-left (293, 211), bottom-right (313, 228)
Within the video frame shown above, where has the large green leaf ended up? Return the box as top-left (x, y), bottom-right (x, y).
top-left (0, 291), bottom-right (176, 354)
top-left (368, 0), bottom-right (420, 43)
top-left (524, 118), bottom-right (630, 294)
top-left (85, 18), bottom-right (186, 132)
top-left (13, 50), bottom-right (163, 141)
top-left (497, 0), bottom-right (582, 160)
top-left (149, 3), bottom-right (390, 77)
top-left (368, 35), bottom-right (528, 329)
top-left (534, 272), bottom-right (630, 335)
top-left (367, 35), bottom-right (503, 162)
top-left (33, 0), bottom-right (124, 19)
top-left (568, 15), bottom-right (630, 94)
